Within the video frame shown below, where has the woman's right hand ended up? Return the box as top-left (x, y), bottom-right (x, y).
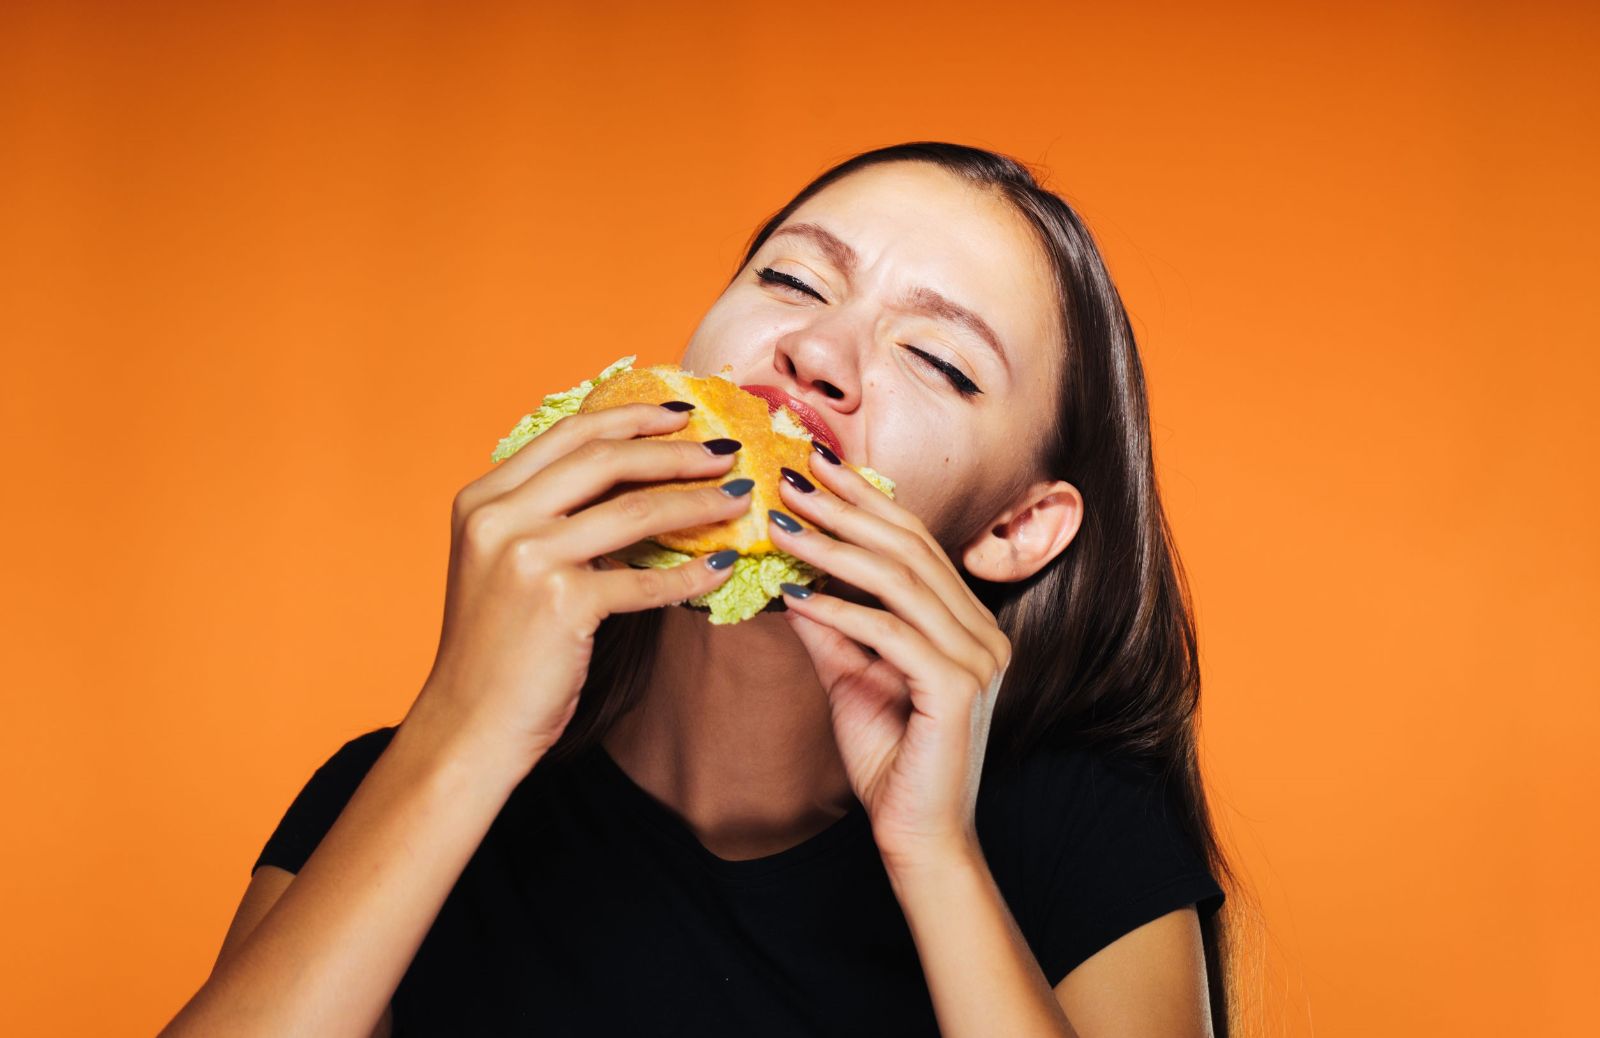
top-left (405, 400), bottom-right (751, 774)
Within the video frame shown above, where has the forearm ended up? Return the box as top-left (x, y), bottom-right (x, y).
top-left (886, 839), bottom-right (1079, 1038)
top-left (162, 701), bottom-right (535, 1037)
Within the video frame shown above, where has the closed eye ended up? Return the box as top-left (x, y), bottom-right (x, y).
top-left (755, 266), bottom-right (826, 302)
top-left (905, 345), bottom-right (982, 397)
top-left (754, 266), bottom-right (983, 397)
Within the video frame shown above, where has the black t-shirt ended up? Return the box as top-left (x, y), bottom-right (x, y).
top-left (253, 725), bottom-right (1224, 1036)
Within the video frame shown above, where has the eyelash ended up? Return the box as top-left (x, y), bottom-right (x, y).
top-left (753, 266), bottom-right (983, 397)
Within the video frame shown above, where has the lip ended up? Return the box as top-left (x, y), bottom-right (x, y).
top-left (737, 384), bottom-right (846, 461)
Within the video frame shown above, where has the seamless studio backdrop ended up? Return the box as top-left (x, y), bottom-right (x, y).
top-left (2, 3), bottom-right (1595, 1036)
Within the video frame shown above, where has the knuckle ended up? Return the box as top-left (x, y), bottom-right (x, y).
top-left (633, 565), bottom-right (667, 600)
top-left (540, 414), bottom-right (586, 453)
top-left (993, 635), bottom-right (1013, 671)
top-left (450, 487), bottom-right (473, 529)
top-left (505, 536), bottom-right (553, 586)
top-left (551, 409), bottom-right (599, 436)
top-left (615, 490), bottom-right (651, 520)
top-left (462, 503), bottom-right (506, 550)
top-left (539, 565), bottom-right (575, 602)
top-left (578, 437), bottom-right (619, 465)
top-left (913, 538), bottom-right (945, 573)
top-left (869, 609), bottom-right (901, 644)
top-left (543, 564), bottom-right (596, 619)
top-left (989, 649), bottom-right (1010, 680)
top-left (891, 526), bottom-right (928, 558)
top-left (886, 559), bottom-right (918, 589)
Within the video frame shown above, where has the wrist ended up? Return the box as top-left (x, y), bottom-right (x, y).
top-left (880, 831), bottom-right (987, 892)
top-left (396, 692), bottom-right (545, 788)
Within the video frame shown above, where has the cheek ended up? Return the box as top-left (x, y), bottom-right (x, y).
top-left (873, 416), bottom-right (1011, 552)
top-left (684, 298), bottom-right (791, 370)
top-left (867, 434), bottom-right (983, 542)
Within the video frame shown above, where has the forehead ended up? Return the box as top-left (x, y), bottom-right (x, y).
top-left (774, 162), bottom-right (1060, 370)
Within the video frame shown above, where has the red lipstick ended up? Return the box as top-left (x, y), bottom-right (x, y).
top-left (737, 384), bottom-right (846, 461)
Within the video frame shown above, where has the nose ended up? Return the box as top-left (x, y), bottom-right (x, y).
top-left (772, 320), bottom-right (859, 409)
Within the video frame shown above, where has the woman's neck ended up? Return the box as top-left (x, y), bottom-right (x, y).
top-left (599, 604), bottom-right (858, 861)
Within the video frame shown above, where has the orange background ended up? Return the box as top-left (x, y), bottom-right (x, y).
top-left (3, 2), bottom-right (1595, 1034)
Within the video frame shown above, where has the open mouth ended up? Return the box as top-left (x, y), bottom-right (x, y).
top-left (737, 384), bottom-right (846, 461)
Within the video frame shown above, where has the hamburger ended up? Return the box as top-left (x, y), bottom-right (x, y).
top-left (490, 355), bottom-right (896, 624)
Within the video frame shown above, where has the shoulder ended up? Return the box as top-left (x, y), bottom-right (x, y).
top-left (979, 742), bottom-right (1225, 984)
top-left (980, 741), bottom-right (1171, 844)
top-left (292, 725), bottom-right (399, 799)
top-left (987, 741), bottom-right (1214, 878)
top-left (319, 725), bottom-right (398, 775)
top-left (251, 725), bottom-right (399, 876)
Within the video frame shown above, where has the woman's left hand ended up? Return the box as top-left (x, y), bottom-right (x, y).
top-left (768, 454), bottom-right (1012, 874)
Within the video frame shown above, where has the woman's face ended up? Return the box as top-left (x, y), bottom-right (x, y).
top-left (680, 161), bottom-right (1064, 554)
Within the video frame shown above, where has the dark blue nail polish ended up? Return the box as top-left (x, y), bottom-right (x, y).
top-left (779, 581), bottom-right (812, 598)
top-left (812, 441), bottom-right (841, 465)
top-left (705, 549), bottom-right (740, 570)
top-left (702, 438), bottom-right (742, 455)
top-left (769, 509), bottom-right (802, 534)
top-left (779, 466), bottom-right (814, 493)
top-left (659, 400), bottom-right (695, 411)
top-left (720, 477), bottom-right (754, 497)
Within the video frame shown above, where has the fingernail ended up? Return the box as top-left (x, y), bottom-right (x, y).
top-left (719, 477), bottom-right (754, 497)
top-left (702, 438), bottom-right (742, 455)
top-left (779, 581), bottom-right (812, 598)
top-left (768, 509), bottom-right (802, 534)
top-left (705, 549), bottom-right (740, 570)
top-left (779, 466), bottom-right (814, 493)
top-left (812, 441), bottom-right (841, 465)
top-left (660, 400), bottom-right (696, 411)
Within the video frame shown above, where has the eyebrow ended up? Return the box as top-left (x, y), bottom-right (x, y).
top-left (766, 222), bottom-right (1011, 372)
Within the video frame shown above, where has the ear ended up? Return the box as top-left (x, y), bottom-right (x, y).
top-left (958, 479), bottom-right (1083, 583)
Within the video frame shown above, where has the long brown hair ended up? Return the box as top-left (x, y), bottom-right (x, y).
top-left (544, 141), bottom-right (1255, 1035)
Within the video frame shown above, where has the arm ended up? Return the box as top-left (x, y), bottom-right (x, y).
top-left (161, 400), bottom-right (740, 1034)
top-left (210, 867), bottom-right (392, 1038)
top-left (159, 703), bottom-right (535, 1037)
top-left (886, 838), bottom-right (1212, 1038)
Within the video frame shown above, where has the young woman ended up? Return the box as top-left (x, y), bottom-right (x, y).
top-left (163, 141), bottom-right (1240, 1037)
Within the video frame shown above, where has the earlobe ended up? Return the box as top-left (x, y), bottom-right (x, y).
top-left (961, 480), bottom-right (1083, 583)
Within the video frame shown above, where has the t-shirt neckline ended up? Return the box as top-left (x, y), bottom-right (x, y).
top-left (580, 741), bottom-right (871, 883)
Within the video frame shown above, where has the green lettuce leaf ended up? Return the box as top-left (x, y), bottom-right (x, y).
top-left (607, 539), bottom-right (825, 625)
top-left (490, 354), bottom-right (638, 464)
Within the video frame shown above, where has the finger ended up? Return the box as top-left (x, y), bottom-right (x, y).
top-left (464, 402), bottom-right (698, 510)
top-left (494, 433), bottom-right (739, 526)
top-left (588, 549), bottom-right (742, 616)
top-left (777, 585), bottom-right (991, 718)
top-left (799, 450), bottom-right (997, 623)
top-left (775, 478), bottom-right (1007, 664)
top-left (801, 443), bottom-right (910, 524)
top-left (782, 606), bottom-right (876, 676)
top-left (550, 481), bottom-right (757, 563)
top-left (768, 509), bottom-right (999, 680)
